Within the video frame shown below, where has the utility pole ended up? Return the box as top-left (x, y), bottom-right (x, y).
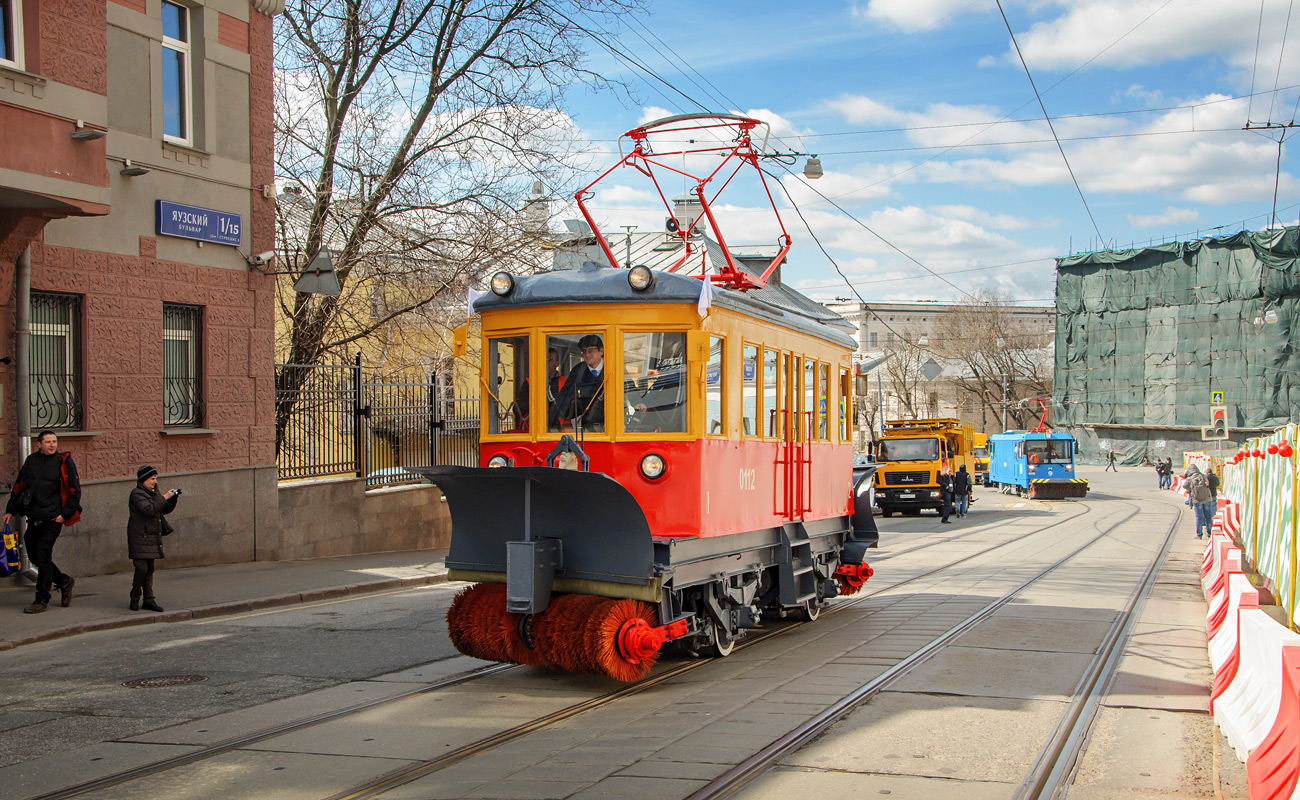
top-left (621, 226), bottom-right (637, 268)
top-left (1001, 372), bottom-right (1008, 431)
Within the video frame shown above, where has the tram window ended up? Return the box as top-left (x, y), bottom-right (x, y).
top-left (624, 332), bottom-right (687, 433)
top-left (780, 353), bottom-right (790, 439)
top-left (487, 336), bottom-right (529, 435)
top-left (804, 358), bottom-right (815, 441)
top-left (818, 363), bottom-right (829, 440)
top-left (706, 337), bottom-right (724, 435)
top-left (1026, 439), bottom-right (1072, 464)
top-left (839, 367), bottom-right (850, 442)
top-left (546, 332), bottom-right (606, 434)
top-left (763, 349), bottom-right (778, 437)
top-left (741, 345), bottom-right (758, 436)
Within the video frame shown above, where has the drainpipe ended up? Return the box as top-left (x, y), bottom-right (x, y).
top-left (14, 246), bottom-right (34, 581)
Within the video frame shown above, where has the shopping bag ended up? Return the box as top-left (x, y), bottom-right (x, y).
top-left (0, 523), bottom-right (20, 578)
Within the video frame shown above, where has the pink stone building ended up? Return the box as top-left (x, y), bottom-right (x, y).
top-left (0, 0), bottom-right (282, 574)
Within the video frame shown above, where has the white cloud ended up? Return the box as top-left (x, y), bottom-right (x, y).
top-left (1127, 207), bottom-right (1203, 228)
top-left (852, 0), bottom-right (982, 32)
top-left (931, 205), bottom-right (1043, 230)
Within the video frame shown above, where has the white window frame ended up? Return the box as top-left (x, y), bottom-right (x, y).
top-left (161, 0), bottom-right (192, 146)
top-left (1, 0), bottom-right (24, 71)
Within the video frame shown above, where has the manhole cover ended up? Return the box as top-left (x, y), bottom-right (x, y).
top-left (122, 675), bottom-right (208, 689)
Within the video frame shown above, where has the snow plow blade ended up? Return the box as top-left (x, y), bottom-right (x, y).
top-left (1029, 479), bottom-right (1089, 500)
top-left (408, 466), bottom-right (661, 608)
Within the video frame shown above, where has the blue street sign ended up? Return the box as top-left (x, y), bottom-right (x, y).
top-left (1211, 390), bottom-right (1225, 406)
top-left (156, 200), bottom-right (243, 246)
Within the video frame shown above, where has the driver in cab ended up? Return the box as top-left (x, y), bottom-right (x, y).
top-left (549, 334), bottom-right (606, 432)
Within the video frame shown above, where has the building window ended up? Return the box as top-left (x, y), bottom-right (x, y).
top-left (0, 0), bottom-right (22, 68)
top-left (163, 304), bottom-right (204, 426)
top-left (161, 1), bottom-right (191, 143)
top-left (869, 331), bottom-right (878, 348)
top-left (30, 293), bottom-right (82, 431)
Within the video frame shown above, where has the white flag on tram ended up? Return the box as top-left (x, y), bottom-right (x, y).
top-left (697, 276), bottom-right (713, 317)
top-left (467, 287), bottom-right (485, 318)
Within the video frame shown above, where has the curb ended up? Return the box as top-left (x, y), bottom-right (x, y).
top-left (0, 572), bottom-right (449, 652)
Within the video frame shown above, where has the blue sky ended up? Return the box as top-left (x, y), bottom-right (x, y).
top-left (554, 0), bottom-right (1300, 306)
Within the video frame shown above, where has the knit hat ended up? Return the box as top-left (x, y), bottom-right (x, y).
top-left (137, 465), bottom-right (158, 483)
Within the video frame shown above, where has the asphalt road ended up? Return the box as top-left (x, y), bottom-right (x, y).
top-left (0, 582), bottom-right (465, 770)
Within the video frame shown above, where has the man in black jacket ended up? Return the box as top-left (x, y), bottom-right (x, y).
top-left (938, 465), bottom-right (954, 524)
top-left (953, 465), bottom-right (972, 518)
top-left (4, 431), bottom-right (82, 613)
top-left (549, 335), bottom-right (606, 432)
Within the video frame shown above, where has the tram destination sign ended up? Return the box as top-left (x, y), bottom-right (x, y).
top-left (155, 200), bottom-right (243, 246)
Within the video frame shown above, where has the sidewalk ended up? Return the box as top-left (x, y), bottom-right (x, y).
top-left (0, 548), bottom-right (450, 651)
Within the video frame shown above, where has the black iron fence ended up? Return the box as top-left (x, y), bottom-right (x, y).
top-left (275, 355), bottom-right (479, 487)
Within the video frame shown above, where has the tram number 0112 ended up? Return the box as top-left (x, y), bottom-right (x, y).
top-left (738, 468), bottom-right (757, 491)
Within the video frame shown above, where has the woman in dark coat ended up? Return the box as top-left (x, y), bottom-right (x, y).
top-left (128, 465), bottom-right (178, 611)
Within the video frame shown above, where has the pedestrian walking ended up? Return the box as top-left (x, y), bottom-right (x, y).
top-left (1105, 451), bottom-right (1117, 472)
top-left (1165, 458), bottom-right (1174, 489)
top-left (938, 465), bottom-right (954, 524)
top-left (954, 465), bottom-right (972, 517)
top-left (3, 430), bottom-right (82, 614)
top-left (1185, 465), bottom-right (1215, 539)
top-left (127, 465), bottom-right (179, 612)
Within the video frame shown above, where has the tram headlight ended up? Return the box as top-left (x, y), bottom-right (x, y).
top-left (640, 453), bottom-right (666, 480)
top-left (628, 265), bottom-right (655, 292)
top-left (487, 454), bottom-right (511, 468)
top-left (490, 271), bottom-right (515, 296)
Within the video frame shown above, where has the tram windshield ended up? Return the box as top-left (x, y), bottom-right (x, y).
top-left (623, 332), bottom-right (687, 433)
top-left (1025, 439), bottom-right (1072, 464)
top-left (878, 437), bottom-right (940, 462)
top-left (547, 332), bottom-right (606, 433)
top-left (487, 336), bottom-right (529, 434)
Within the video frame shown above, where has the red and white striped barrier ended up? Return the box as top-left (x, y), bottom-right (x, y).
top-left (1210, 572), bottom-right (1256, 674)
top-left (1207, 550), bottom-right (1244, 641)
top-left (1215, 605), bottom-right (1300, 761)
top-left (1203, 534), bottom-right (1235, 598)
top-left (1247, 645), bottom-right (1300, 799)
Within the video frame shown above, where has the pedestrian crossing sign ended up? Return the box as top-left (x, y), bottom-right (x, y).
top-left (1210, 390), bottom-right (1224, 406)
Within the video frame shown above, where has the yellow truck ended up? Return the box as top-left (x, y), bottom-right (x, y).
top-left (972, 432), bottom-right (990, 485)
top-left (873, 418), bottom-right (977, 517)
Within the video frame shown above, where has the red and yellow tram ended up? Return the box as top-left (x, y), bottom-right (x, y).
top-left (419, 114), bottom-right (876, 681)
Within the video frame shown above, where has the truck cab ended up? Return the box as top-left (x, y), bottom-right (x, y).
top-left (872, 418), bottom-right (976, 517)
top-left (972, 432), bottom-right (989, 485)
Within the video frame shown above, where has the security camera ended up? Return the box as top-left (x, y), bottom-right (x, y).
top-left (247, 251), bottom-right (276, 266)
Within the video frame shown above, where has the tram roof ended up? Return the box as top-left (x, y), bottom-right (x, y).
top-left (475, 261), bottom-right (858, 350)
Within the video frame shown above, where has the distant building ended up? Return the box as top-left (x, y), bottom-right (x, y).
top-left (826, 300), bottom-right (1055, 446)
top-left (0, 0), bottom-right (281, 574)
top-left (1053, 227), bottom-right (1300, 464)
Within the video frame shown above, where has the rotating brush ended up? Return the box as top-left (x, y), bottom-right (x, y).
top-left (532, 593), bottom-right (607, 674)
top-left (475, 589), bottom-right (544, 667)
top-left (446, 583), bottom-right (512, 662)
top-left (583, 598), bottom-right (660, 682)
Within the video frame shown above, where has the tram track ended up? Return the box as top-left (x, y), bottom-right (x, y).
top-left (27, 500), bottom-right (1117, 800)
top-left (687, 498), bottom-right (1180, 800)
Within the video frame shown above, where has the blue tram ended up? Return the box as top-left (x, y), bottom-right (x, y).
top-left (987, 431), bottom-right (1088, 499)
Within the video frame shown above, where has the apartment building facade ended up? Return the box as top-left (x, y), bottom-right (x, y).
top-left (0, 0), bottom-right (281, 575)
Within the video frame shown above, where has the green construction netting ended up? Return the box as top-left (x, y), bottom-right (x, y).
top-left (1055, 227), bottom-right (1300, 437)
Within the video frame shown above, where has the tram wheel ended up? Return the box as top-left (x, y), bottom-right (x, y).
top-left (795, 599), bottom-right (822, 622)
top-left (704, 619), bottom-right (736, 657)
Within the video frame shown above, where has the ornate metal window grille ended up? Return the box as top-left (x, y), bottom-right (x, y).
top-left (29, 292), bottom-right (82, 431)
top-left (163, 304), bottom-right (204, 427)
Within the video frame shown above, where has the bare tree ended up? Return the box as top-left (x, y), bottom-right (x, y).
top-left (932, 290), bottom-right (1053, 429)
top-left (272, 0), bottom-right (638, 451)
top-left (877, 336), bottom-right (931, 421)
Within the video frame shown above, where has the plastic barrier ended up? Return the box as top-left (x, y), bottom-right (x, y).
top-left (1203, 534), bottom-right (1233, 588)
top-left (1215, 607), bottom-right (1300, 761)
top-left (1247, 645), bottom-right (1300, 799)
top-left (1210, 572), bottom-right (1257, 673)
top-left (1207, 550), bottom-right (1245, 639)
